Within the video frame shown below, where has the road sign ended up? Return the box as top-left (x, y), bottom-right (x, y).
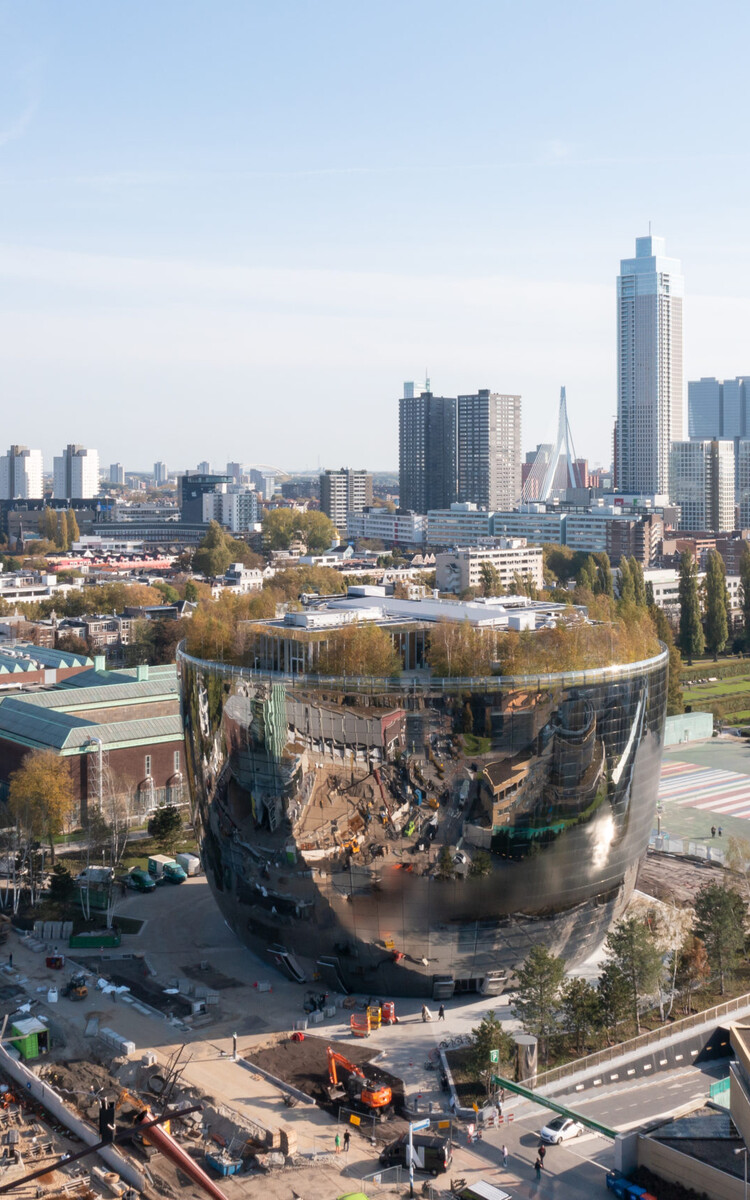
top-left (489, 1049), bottom-right (499, 1064)
top-left (411, 1118), bottom-right (430, 1132)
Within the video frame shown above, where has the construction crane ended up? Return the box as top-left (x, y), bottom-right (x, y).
top-left (326, 1046), bottom-right (392, 1114)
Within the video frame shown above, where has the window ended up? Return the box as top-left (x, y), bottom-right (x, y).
top-left (145, 754), bottom-right (152, 778)
top-left (173, 750), bottom-right (180, 773)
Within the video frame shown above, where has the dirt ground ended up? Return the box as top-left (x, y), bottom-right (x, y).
top-left (637, 850), bottom-right (727, 905)
top-left (246, 1034), bottom-right (406, 1136)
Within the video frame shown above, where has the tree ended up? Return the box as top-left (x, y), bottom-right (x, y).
top-left (42, 507), bottom-right (58, 543)
top-left (436, 845), bottom-right (454, 880)
top-left (629, 558), bottom-right (647, 607)
top-left (598, 961), bottom-right (630, 1042)
top-left (317, 622), bottom-right (401, 677)
top-left (192, 521), bottom-right (235, 578)
top-left (479, 562), bottom-right (501, 597)
top-left (511, 945), bottom-right (565, 1063)
top-left (559, 976), bottom-right (601, 1056)
top-left (604, 917), bottom-right (663, 1034)
top-left (593, 553), bottom-right (614, 598)
top-left (66, 509), bottom-right (80, 548)
top-left (651, 606), bottom-right (684, 715)
top-left (54, 512), bottom-right (66, 550)
top-left (184, 579), bottom-right (199, 603)
top-left (8, 750), bottom-right (76, 863)
top-left (577, 556), bottom-right (597, 593)
top-left (693, 881), bottom-right (746, 995)
top-left (704, 549), bottom-right (729, 661)
top-left (470, 1009), bottom-right (514, 1099)
top-left (678, 551), bottom-right (705, 664)
top-left (147, 805), bottom-right (182, 851)
top-left (468, 849), bottom-right (493, 877)
top-left (48, 864), bottom-right (76, 908)
top-left (618, 558), bottom-right (635, 606)
top-left (674, 936), bottom-right (710, 1014)
top-left (741, 542), bottom-right (750, 649)
top-left (427, 620), bottom-right (496, 678)
top-left (262, 508), bottom-right (337, 553)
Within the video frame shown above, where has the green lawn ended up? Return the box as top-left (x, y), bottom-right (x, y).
top-left (683, 677), bottom-right (750, 700)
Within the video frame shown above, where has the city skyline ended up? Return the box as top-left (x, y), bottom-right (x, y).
top-left (2, 3), bottom-right (750, 467)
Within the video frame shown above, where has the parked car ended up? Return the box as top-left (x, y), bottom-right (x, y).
top-left (539, 1115), bottom-right (584, 1144)
top-left (605, 1173), bottom-right (657, 1199)
top-left (125, 869), bottom-right (156, 892)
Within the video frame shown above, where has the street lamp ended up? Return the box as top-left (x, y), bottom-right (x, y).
top-left (735, 1145), bottom-right (748, 1200)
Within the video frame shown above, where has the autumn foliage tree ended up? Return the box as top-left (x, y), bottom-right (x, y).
top-left (427, 620), bottom-right (496, 678)
top-left (8, 750), bottom-right (76, 863)
top-left (317, 622), bottom-right (401, 677)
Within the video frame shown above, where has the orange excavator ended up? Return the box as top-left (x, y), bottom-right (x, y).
top-left (326, 1046), bottom-right (392, 1116)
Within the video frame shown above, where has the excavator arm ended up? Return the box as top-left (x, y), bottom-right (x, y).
top-left (326, 1046), bottom-right (392, 1110)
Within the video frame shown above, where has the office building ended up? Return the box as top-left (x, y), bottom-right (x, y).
top-left (249, 469), bottom-right (277, 501)
top-left (737, 441), bottom-right (750, 527)
top-left (669, 440), bottom-right (735, 532)
top-left (226, 462), bottom-right (243, 484)
top-left (109, 463), bottom-right (125, 486)
top-left (320, 468), bottom-right (373, 531)
top-left (399, 391), bottom-right (457, 513)
top-left (457, 390), bottom-right (522, 510)
top-left (346, 508), bottom-right (426, 547)
top-left (154, 461), bottom-right (168, 486)
top-left (53, 445), bottom-right (100, 501)
top-left (617, 235), bottom-right (684, 495)
top-left (0, 446), bottom-right (43, 500)
top-left (197, 460), bottom-right (211, 474)
top-left (689, 376), bottom-right (750, 441)
top-left (436, 541), bottom-right (544, 594)
top-left (178, 472), bottom-right (231, 523)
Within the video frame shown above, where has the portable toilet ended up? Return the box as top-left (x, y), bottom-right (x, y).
top-left (11, 1018), bottom-right (49, 1060)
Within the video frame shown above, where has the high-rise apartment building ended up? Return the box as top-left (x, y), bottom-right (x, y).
top-left (617, 235), bottom-right (684, 496)
top-left (0, 446), bottom-right (43, 500)
top-left (202, 485), bottom-right (260, 533)
top-left (154, 461), bottom-right (168, 485)
top-left (249, 469), bottom-right (276, 501)
top-left (399, 391), bottom-right (457, 513)
top-left (669, 440), bottom-right (734, 531)
top-left (457, 390), bottom-right (521, 510)
top-left (737, 442), bottom-right (750, 528)
top-left (53, 445), bottom-right (100, 500)
top-left (320, 468), bottom-right (373, 532)
top-left (109, 463), bottom-right (125, 486)
top-left (179, 472), bottom-right (231, 523)
top-left (226, 462), bottom-right (243, 484)
top-left (197, 461), bottom-right (211, 474)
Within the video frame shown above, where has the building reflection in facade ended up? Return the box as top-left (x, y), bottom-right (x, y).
top-left (178, 647), bottom-right (668, 998)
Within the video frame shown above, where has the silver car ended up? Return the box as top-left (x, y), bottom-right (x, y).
top-left (539, 1115), bottom-right (584, 1144)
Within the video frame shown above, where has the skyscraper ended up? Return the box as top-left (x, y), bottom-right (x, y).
top-left (0, 446), bottom-right (43, 499)
top-left (669, 440), bottom-right (734, 531)
top-left (457, 390), bottom-right (521, 510)
top-left (109, 463), bottom-right (125, 485)
top-left (398, 391), bottom-right (456, 513)
top-left (617, 235), bottom-right (684, 496)
top-left (53, 445), bottom-right (100, 500)
top-left (320, 468), bottom-right (373, 532)
top-left (154, 461), bottom-right (168, 485)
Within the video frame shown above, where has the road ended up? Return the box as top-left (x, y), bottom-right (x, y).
top-left (425, 1063), bottom-right (723, 1198)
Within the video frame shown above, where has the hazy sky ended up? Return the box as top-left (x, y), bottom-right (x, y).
top-left (1, 0), bottom-right (749, 472)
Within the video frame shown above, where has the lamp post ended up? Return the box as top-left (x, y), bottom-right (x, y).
top-left (735, 1145), bottom-right (748, 1200)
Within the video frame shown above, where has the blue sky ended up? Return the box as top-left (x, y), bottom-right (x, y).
top-left (1, 0), bottom-right (749, 471)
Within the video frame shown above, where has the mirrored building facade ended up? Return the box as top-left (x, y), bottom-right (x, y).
top-left (178, 645), bottom-right (668, 998)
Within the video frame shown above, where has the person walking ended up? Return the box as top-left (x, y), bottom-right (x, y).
top-left (534, 1157), bottom-right (542, 1181)
top-left (719, 825), bottom-right (723, 837)
top-left (343, 1129), bottom-right (350, 1153)
top-left (335, 1132), bottom-right (341, 1154)
top-left (438, 1004), bottom-right (445, 1021)
top-left (711, 825), bottom-right (717, 838)
top-left (501, 1144), bottom-right (509, 1168)
top-left (538, 1142), bottom-right (546, 1165)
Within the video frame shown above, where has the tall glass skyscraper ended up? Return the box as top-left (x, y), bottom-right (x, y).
top-left (617, 235), bottom-right (684, 497)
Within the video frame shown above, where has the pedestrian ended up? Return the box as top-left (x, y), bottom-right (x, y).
top-left (335, 1132), bottom-right (341, 1154)
top-left (719, 825), bottom-right (723, 837)
top-left (343, 1129), bottom-right (350, 1153)
top-left (538, 1142), bottom-right (546, 1164)
top-left (501, 1144), bottom-right (509, 1168)
top-left (438, 1004), bottom-right (445, 1021)
top-left (534, 1157), bottom-right (542, 1181)
top-left (711, 825), bottom-right (717, 838)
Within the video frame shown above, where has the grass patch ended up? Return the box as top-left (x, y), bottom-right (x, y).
top-left (683, 677), bottom-right (750, 699)
top-left (59, 833), bottom-right (198, 877)
top-left (462, 734), bottom-right (492, 756)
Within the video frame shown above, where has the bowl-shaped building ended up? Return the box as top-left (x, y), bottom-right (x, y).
top-left (178, 600), bottom-right (668, 999)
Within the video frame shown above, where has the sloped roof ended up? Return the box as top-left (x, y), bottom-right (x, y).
top-left (16, 677), bottom-right (179, 711)
top-left (0, 698), bottom-right (183, 751)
